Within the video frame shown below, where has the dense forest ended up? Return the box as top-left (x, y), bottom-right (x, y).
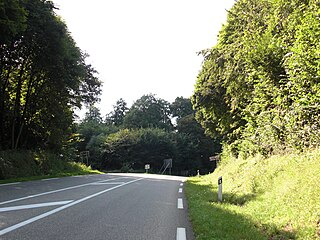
top-left (193, 0), bottom-right (320, 159)
top-left (75, 95), bottom-right (218, 175)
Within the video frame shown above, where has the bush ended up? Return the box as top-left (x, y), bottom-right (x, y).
top-left (0, 150), bottom-right (40, 179)
top-left (0, 150), bottom-right (98, 180)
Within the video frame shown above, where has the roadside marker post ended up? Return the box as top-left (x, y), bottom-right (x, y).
top-left (80, 151), bottom-right (89, 166)
top-left (218, 176), bottom-right (222, 202)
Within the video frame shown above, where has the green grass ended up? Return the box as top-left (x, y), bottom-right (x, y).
top-left (0, 162), bottom-right (102, 184)
top-left (0, 150), bottom-right (103, 184)
top-left (185, 149), bottom-right (320, 240)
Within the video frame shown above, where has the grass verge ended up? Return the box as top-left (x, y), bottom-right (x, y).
top-left (185, 149), bottom-right (320, 239)
top-left (0, 150), bottom-right (102, 184)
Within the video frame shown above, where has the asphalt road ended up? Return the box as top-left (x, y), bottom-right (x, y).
top-left (0, 173), bottom-right (194, 240)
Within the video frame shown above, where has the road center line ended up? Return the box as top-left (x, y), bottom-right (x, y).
top-left (178, 198), bottom-right (184, 209)
top-left (176, 228), bottom-right (187, 240)
top-left (178, 188), bottom-right (183, 193)
top-left (0, 177), bottom-right (129, 206)
top-left (0, 178), bottom-right (143, 236)
top-left (0, 201), bottom-right (73, 212)
top-left (180, 183), bottom-right (183, 186)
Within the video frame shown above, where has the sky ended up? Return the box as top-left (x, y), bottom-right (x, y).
top-left (52, 0), bottom-right (235, 117)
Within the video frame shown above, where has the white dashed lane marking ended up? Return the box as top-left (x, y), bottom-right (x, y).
top-left (177, 198), bottom-right (184, 209)
top-left (176, 228), bottom-right (187, 240)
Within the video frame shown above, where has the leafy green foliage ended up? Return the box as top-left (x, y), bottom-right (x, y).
top-left (0, 0), bottom-right (27, 44)
top-left (105, 98), bottom-right (128, 126)
top-left (192, 0), bottom-right (320, 157)
top-left (170, 97), bottom-right (194, 119)
top-left (0, 150), bottom-right (100, 180)
top-left (102, 128), bottom-right (174, 171)
top-left (72, 96), bottom-right (218, 175)
top-left (75, 116), bottom-right (118, 168)
top-left (123, 94), bottom-right (173, 131)
top-left (83, 105), bottom-right (103, 124)
top-left (0, 0), bottom-right (101, 151)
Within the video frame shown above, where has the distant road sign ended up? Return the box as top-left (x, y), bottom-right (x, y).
top-left (209, 155), bottom-right (220, 161)
top-left (164, 159), bottom-right (172, 168)
top-left (145, 164), bottom-right (150, 170)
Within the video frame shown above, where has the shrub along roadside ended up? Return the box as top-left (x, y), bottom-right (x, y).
top-left (0, 150), bottom-right (101, 183)
top-left (185, 149), bottom-right (320, 239)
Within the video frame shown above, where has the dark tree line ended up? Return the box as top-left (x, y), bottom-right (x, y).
top-left (0, 0), bottom-right (101, 151)
top-left (76, 95), bottom-right (219, 175)
top-left (192, 0), bottom-right (320, 158)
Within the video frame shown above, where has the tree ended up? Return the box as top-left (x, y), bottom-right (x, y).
top-left (0, 0), bottom-right (27, 44)
top-left (74, 106), bottom-right (117, 167)
top-left (105, 98), bottom-right (128, 126)
top-left (84, 105), bottom-right (103, 124)
top-left (0, 0), bottom-right (101, 150)
top-left (170, 97), bottom-right (193, 120)
top-left (123, 94), bottom-right (173, 131)
top-left (102, 128), bottom-right (174, 171)
top-left (172, 98), bottom-right (219, 173)
top-left (192, 0), bottom-right (320, 157)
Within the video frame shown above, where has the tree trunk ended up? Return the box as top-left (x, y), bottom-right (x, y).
top-left (0, 67), bottom-right (12, 148)
top-left (11, 61), bottom-right (26, 149)
top-left (15, 71), bottom-right (36, 149)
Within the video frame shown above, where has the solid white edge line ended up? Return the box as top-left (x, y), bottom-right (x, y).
top-left (0, 182), bottom-right (21, 187)
top-left (0, 201), bottom-right (73, 212)
top-left (179, 188), bottom-right (183, 193)
top-left (41, 178), bottom-right (59, 181)
top-left (178, 198), bottom-right (184, 209)
top-left (0, 178), bottom-right (143, 236)
top-left (0, 177), bottom-right (129, 206)
top-left (90, 182), bottom-right (125, 185)
top-left (176, 228), bottom-right (186, 240)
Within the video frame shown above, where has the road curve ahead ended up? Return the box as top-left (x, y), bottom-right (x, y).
top-left (0, 173), bottom-right (194, 240)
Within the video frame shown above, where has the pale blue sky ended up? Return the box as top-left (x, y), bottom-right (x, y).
top-left (52, 0), bottom-right (235, 117)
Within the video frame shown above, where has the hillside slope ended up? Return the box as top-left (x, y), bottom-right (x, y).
top-left (186, 149), bottom-right (320, 239)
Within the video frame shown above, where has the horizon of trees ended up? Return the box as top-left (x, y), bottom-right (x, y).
top-left (75, 95), bottom-right (219, 175)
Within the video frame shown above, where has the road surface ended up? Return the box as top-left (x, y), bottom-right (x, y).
top-left (0, 173), bottom-right (194, 240)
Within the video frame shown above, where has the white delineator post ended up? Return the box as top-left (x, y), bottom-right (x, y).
top-left (218, 176), bottom-right (222, 202)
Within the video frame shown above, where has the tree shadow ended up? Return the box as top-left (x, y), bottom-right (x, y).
top-left (209, 192), bottom-right (257, 207)
top-left (186, 179), bottom-right (296, 240)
